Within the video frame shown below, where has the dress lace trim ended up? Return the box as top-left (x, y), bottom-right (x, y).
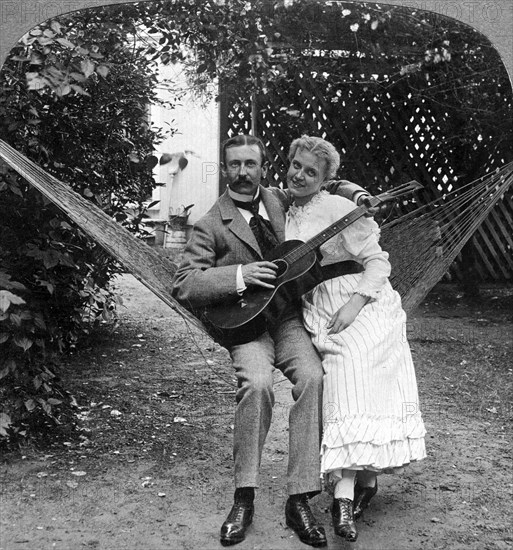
top-left (287, 190), bottom-right (330, 230)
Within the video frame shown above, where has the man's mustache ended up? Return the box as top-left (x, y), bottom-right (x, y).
top-left (234, 177), bottom-right (252, 184)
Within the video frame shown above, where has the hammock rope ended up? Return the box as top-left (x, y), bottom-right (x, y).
top-left (0, 138), bottom-right (206, 334)
top-left (380, 161), bottom-right (513, 310)
top-left (0, 138), bottom-right (511, 337)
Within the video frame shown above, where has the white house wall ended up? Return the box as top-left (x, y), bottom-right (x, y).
top-left (149, 61), bottom-right (220, 227)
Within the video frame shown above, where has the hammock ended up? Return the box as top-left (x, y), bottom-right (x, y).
top-left (0, 139), bottom-right (205, 334)
top-left (380, 161), bottom-right (513, 311)
top-left (0, 138), bottom-right (511, 338)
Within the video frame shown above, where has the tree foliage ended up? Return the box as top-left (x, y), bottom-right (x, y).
top-left (1, 0), bottom-right (511, 444)
top-left (136, 0), bottom-right (511, 182)
top-left (0, 4), bottom-right (170, 445)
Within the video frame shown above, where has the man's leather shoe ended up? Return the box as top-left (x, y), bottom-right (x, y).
top-left (220, 501), bottom-right (254, 546)
top-left (331, 498), bottom-right (358, 541)
top-left (285, 495), bottom-right (327, 548)
top-left (353, 480), bottom-right (378, 520)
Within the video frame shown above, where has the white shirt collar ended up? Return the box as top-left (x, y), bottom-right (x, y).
top-left (227, 185), bottom-right (260, 203)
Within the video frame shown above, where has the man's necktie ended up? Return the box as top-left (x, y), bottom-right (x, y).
top-left (232, 197), bottom-right (279, 256)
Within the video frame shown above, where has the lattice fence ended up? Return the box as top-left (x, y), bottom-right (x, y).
top-left (220, 60), bottom-right (513, 282)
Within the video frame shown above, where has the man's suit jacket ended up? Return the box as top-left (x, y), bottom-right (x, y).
top-left (172, 181), bottom-right (365, 310)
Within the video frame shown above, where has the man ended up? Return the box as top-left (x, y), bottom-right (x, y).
top-left (172, 134), bottom-right (369, 547)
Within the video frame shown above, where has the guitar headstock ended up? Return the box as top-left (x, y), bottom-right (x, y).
top-left (369, 180), bottom-right (424, 207)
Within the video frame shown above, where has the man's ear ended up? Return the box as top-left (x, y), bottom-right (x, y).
top-left (220, 162), bottom-right (227, 178)
top-left (261, 161), bottom-right (269, 179)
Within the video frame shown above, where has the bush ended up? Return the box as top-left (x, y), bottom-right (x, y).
top-left (0, 4), bottom-right (170, 447)
top-left (0, 167), bottom-right (123, 445)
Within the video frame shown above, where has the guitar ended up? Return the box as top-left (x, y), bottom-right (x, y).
top-left (204, 180), bottom-right (423, 330)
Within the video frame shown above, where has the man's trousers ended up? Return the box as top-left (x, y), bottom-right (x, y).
top-left (229, 315), bottom-right (323, 496)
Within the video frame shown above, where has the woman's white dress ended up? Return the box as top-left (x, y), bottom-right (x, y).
top-left (286, 191), bottom-right (426, 476)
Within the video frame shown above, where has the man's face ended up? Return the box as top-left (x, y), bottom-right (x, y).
top-left (222, 144), bottom-right (268, 196)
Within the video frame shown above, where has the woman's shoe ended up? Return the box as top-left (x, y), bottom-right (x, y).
top-left (353, 480), bottom-right (378, 520)
top-left (331, 498), bottom-right (358, 542)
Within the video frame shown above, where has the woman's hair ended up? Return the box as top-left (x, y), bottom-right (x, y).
top-left (221, 134), bottom-right (268, 165)
top-left (287, 135), bottom-right (340, 180)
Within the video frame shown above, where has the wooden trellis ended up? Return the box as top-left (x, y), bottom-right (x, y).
top-left (219, 62), bottom-right (513, 282)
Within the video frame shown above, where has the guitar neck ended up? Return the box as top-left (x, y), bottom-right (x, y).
top-left (283, 180), bottom-right (422, 265)
top-left (284, 201), bottom-right (373, 265)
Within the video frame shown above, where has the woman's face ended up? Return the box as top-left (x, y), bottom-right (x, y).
top-left (286, 148), bottom-right (328, 205)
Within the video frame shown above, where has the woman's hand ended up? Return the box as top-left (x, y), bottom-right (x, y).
top-left (327, 293), bottom-right (369, 334)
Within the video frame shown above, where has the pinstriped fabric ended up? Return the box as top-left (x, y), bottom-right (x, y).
top-left (286, 192), bottom-right (426, 476)
top-left (303, 275), bottom-right (426, 474)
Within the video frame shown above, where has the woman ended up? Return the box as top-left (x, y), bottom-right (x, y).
top-left (285, 135), bottom-right (426, 542)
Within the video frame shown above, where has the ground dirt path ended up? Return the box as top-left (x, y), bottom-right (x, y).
top-left (1, 275), bottom-right (512, 550)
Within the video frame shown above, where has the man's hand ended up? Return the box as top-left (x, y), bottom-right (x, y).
top-left (241, 261), bottom-right (278, 289)
top-left (357, 194), bottom-right (379, 217)
top-left (358, 194), bottom-right (392, 219)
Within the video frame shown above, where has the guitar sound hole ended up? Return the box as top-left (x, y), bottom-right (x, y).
top-left (273, 259), bottom-right (288, 278)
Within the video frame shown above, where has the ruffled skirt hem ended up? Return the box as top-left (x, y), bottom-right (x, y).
top-left (320, 437), bottom-right (427, 474)
top-left (320, 412), bottom-right (427, 474)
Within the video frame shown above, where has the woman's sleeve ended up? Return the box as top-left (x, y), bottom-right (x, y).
top-left (340, 216), bottom-right (391, 299)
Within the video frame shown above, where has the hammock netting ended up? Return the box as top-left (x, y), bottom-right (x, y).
top-left (380, 161), bottom-right (513, 311)
top-left (0, 138), bottom-right (511, 339)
